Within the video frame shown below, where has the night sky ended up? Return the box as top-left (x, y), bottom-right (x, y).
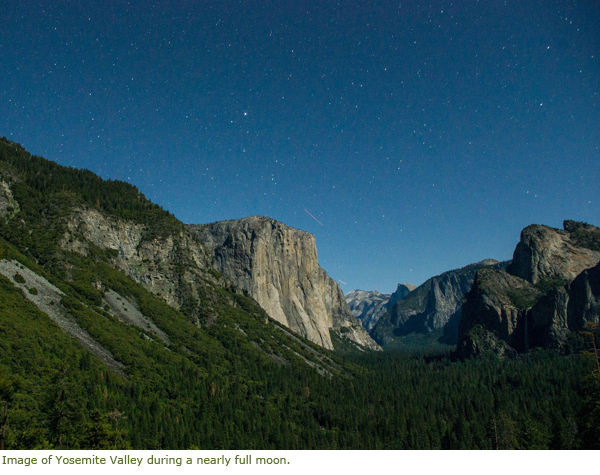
top-left (2, 1), bottom-right (599, 293)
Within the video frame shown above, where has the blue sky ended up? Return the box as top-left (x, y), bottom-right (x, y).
top-left (2, 1), bottom-right (599, 292)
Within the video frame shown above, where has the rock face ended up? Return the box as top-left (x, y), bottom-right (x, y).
top-left (345, 283), bottom-right (416, 331)
top-left (528, 287), bottom-right (570, 350)
top-left (458, 221), bottom-right (600, 358)
top-left (62, 209), bottom-right (378, 351)
top-left (192, 216), bottom-right (380, 351)
top-left (61, 206), bottom-right (216, 317)
top-left (388, 283), bottom-right (418, 307)
top-left (345, 290), bottom-right (391, 331)
top-left (509, 222), bottom-right (600, 284)
top-left (371, 259), bottom-right (503, 346)
top-left (566, 262), bottom-right (600, 330)
top-left (457, 268), bottom-right (541, 356)
top-left (0, 179), bottom-right (19, 219)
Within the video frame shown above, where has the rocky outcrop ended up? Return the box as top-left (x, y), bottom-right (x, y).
top-left (457, 268), bottom-right (542, 357)
top-left (60, 209), bottom-right (380, 351)
top-left (458, 221), bottom-right (600, 358)
top-left (192, 216), bottom-right (380, 351)
top-left (371, 259), bottom-right (503, 346)
top-left (0, 139), bottom-right (383, 356)
top-left (61, 206), bottom-right (216, 317)
top-left (528, 287), bottom-right (570, 349)
top-left (388, 283), bottom-right (417, 307)
top-left (103, 289), bottom-right (171, 344)
top-left (0, 180), bottom-right (19, 220)
top-left (509, 222), bottom-right (600, 284)
top-left (566, 262), bottom-right (600, 330)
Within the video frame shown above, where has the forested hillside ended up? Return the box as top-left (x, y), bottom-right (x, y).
top-left (0, 138), bottom-right (598, 449)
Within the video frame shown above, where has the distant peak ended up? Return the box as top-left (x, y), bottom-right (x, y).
top-left (397, 282), bottom-right (417, 290)
top-left (476, 258), bottom-right (500, 266)
top-left (346, 289), bottom-right (386, 297)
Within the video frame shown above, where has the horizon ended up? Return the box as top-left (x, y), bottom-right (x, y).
top-left (2, 1), bottom-right (598, 293)
top-left (9, 136), bottom-right (589, 294)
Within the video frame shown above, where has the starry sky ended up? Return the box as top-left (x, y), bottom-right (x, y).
top-left (1, 1), bottom-right (599, 293)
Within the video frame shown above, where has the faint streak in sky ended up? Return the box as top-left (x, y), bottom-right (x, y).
top-left (304, 208), bottom-right (324, 226)
top-left (338, 279), bottom-right (347, 285)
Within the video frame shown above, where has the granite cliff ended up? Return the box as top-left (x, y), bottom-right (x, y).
top-left (458, 221), bottom-right (600, 358)
top-left (371, 259), bottom-right (504, 346)
top-left (61, 210), bottom-right (379, 351)
top-left (1, 141), bottom-right (376, 353)
top-left (509, 221), bottom-right (600, 284)
top-left (191, 217), bottom-right (381, 351)
top-left (387, 283), bottom-right (418, 310)
top-left (60, 205), bottom-right (222, 324)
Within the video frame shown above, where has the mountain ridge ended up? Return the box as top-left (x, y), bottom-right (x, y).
top-left (0, 138), bottom-right (597, 449)
top-left (371, 259), bottom-right (506, 347)
top-left (345, 283), bottom-right (416, 332)
top-left (458, 221), bottom-right (600, 357)
top-left (0, 137), bottom-right (376, 352)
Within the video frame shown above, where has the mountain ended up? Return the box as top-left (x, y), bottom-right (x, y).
top-left (371, 259), bottom-right (505, 346)
top-left (345, 289), bottom-right (390, 331)
top-left (0, 139), bottom-right (596, 449)
top-left (389, 282), bottom-right (418, 304)
top-left (0, 140), bottom-right (375, 352)
top-left (345, 283), bottom-right (415, 331)
top-left (345, 289), bottom-right (391, 331)
top-left (509, 220), bottom-right (600, 284)
top-left (0, 137), bottom-right (375, 448)
top-left (190, 217), bottom-right (380, 351)
top-left (0, 138), bottom-right (364, 363)
top-left (458, 221), bottom-right (600, 358)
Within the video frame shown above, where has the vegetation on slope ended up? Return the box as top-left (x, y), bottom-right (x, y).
top-left (0, 139), bottom-right (597, 449)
